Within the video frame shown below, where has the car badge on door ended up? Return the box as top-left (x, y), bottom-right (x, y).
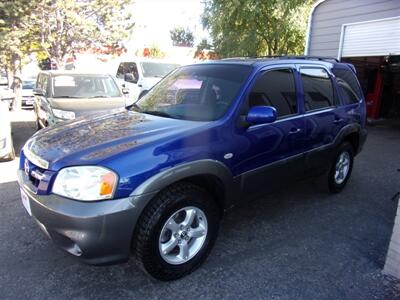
top-left (24, 159), bottom-right (30, 176)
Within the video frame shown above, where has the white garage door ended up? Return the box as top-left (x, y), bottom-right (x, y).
top-left (340, 16), bottom-right (400, 58)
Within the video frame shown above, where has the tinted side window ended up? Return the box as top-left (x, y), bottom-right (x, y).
top-left (126, 62), bottom-right (139, 79)
top-left (43, 76), bottom-right (49, 95)
top-left (116, 63), bottom-right (124, 78)
top-left (248, 69), bottom-right (297, 118)
top-left (36, 75), bottom-right (42, 90)
top-left (332, 68), bottom-right (362, 104)
top-left (300, 68), bottom-right (334, 111)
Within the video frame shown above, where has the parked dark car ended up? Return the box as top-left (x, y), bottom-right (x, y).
top-left (18, 57), bottom-right (367, 281)
top-left (33, 71), bottom-right (128, 129)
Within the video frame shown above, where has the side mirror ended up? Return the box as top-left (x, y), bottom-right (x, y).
top-left (246, 106), bottom-right (277, 125)
top-left (33, 88), bottom-right (45, 96)
top-left (124, 73), bottom-right (137, 83)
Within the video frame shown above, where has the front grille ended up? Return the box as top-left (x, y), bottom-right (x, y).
top-left (24, 159), bottom-right (45, 188)
top-left (22, 154), bottom-right (54, 194)
top-left (28, 172), bottom-right (40, 188)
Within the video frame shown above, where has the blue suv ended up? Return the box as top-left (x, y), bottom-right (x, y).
top-left (18, 57), bottom-right (367, 280)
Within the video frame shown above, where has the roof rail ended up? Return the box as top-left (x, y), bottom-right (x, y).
top-left (222, 55), bottom-right (339, 63)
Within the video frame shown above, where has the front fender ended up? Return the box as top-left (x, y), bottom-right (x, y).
top-left (130, 159), bottom-right (236, 208)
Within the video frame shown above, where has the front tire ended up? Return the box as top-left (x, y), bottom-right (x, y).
top-left (133, 182), bottom-right (219, 281)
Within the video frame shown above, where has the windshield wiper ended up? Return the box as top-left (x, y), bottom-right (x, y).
top-left (90, 95), bottom-right (109, 98)
top-left (54, 95), bottom-right (80, 98)
top-left (126, 103), bottom-right (141, 112)
top-left (141, 110), bottom-right (174, 119)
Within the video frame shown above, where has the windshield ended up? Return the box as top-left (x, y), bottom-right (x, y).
top-left (22, 80), bottom-right (35, 89)
top-left (52, 75), bottom-right (121, 98)
top-left (140, 62), bottom-right (180, 78)
top-left (135, 64), bottom-right (252, 121)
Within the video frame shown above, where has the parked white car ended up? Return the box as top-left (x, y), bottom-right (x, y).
top-left (0, 101), bottom-right (15, 161)
top-left (21, 78), bottom-right (36, 108)
top-left (115, 58), bottom-right (180, 104)
top-left (0, 73), bottom-right (15, 110)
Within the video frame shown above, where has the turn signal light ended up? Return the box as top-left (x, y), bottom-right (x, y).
top-left (100, 172), bottom-right (117, 196)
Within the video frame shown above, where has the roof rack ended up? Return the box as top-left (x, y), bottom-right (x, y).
top-left (222, 55), bottom-right (339, 63)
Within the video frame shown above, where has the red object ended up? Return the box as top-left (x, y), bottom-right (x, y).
top-left (143, 48), bottom-right (150, 57)
top-left (366, 71), bottom-right (383, 119)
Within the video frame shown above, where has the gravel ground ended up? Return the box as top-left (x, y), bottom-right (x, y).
top-left (0, 111), bottom-right (399, 300)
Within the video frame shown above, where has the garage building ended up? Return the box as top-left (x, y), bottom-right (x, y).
top-left (305, 0), bottom-right (400, 119)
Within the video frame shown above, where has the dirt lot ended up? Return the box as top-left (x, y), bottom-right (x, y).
top-left (0, 111), bottom-right (399, 299)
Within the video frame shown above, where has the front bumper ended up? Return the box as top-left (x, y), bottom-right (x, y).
top-left (17, 170), bottom-right (155, 265)
top-left (22, 97), bottom-right (34, 107)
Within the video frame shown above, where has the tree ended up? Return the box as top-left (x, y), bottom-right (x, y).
top-left (32, 0), bottom-right (134, 68)
top-left (170, 27), bottom-right (194, 47)
top-left (0, 0), bottom-right (134, 109)
top-left (196, 38), bottom-right (213, 51)
top-left (0, 0), bottom-right (40, 75)
top-left (0, 0), bottom-right (41, 110)
top-left (194, 38), bottom-right (216, 60)
top-left (202, 0), bottom-right (313, 57)
top-left (148, 44), bottom-right (166, 58)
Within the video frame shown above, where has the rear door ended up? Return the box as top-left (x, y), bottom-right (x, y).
top-left (232, 65), bottom-right (306, 197)
top-left (297, 65), bottom-right (343, 173)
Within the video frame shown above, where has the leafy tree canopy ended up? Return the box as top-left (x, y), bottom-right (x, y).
top-left (0, 0), bottom-right (134, 73)
top-left (0, 0), bottom-right (40, 73)
top-left (170, 27), bottom-right (194, 47)
top-left (202, 0), bottom-right (313, 58)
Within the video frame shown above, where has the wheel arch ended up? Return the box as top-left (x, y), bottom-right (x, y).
top-left (334, 123), bottom-right (363, 155)
top-left (130, 159), bottom-right (237, 216)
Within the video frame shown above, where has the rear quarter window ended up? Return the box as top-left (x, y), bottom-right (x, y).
top-left (332, 68), bottom-right (363, 105)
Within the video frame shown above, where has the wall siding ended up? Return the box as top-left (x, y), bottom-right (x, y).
top-left (384, 200), bottom-right (400, 280)
top-left (308, 0), bottom-right (400, 57)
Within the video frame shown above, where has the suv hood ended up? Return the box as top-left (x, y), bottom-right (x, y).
top-left (24, 110), bottom-right (204, 170)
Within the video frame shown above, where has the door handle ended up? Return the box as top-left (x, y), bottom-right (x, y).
top-left (333, 118), bottom-right (343, 124)
top-left (288, 128), bottom-right (301, 135)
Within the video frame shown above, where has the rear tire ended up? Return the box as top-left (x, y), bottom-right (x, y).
top-left (327, 142), bottom-right (354, 193)
top-left (133, 182), bottom-right (219, 281)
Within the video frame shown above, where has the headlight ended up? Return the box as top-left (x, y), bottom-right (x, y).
top-left (52, 166), bottom-right (118, 201)
top-left (53, 108), bottom-right (75, 120)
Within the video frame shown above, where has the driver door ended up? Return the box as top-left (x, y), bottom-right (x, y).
top-left (231, 66), bottom-right (306, 197)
